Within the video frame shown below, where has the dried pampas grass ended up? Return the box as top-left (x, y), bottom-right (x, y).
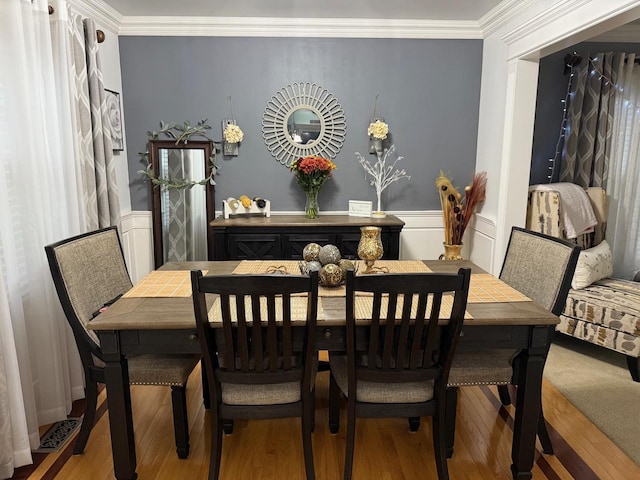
top-left (436, 171), bottom-right (487, 245)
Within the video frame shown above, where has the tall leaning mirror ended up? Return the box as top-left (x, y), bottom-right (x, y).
top-left (149, 140), bottom-right (215, 268)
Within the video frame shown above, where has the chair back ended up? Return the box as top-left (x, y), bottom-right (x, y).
top-left (499, 227), bottom-right (580, 316)
top-left (344, 268), bottom-right (471, 389)
top-left (45, 227), bottom-right (132, 365)
top-left (191, 270), bottom-right (319, 400)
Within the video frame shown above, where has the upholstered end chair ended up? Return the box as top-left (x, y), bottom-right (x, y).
top-left (446, 227), bottom-right (580, 456)
top-left (45, 227), bottom-right (200, 458)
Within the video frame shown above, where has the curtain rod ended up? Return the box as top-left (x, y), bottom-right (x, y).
top-left (48, 4), bottom-right (105, 43)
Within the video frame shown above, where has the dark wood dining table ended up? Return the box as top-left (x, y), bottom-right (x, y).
top-left (88, 259), bottom-right (558, 480)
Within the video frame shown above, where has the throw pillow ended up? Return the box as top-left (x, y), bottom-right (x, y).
top-left (571, 240), bottom-right (613, 290)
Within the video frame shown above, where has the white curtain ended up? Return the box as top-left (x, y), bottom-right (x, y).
top-left (606, 53), bottom-right (640, 279)
top-left (0, 0), bottom-right (86, 477)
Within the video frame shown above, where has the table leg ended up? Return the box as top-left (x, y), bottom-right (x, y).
top-left (102, 348), bottom-right (137, 480)
top-left (510, 343), bottom-right (546, 480)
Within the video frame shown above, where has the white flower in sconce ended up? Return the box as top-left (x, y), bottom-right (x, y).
top-left (223, 123), bottom-right (244, 144)
top-left (367, 119), bottom-right (389, 140)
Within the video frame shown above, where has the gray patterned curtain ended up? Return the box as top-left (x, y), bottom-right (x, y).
top-left (559, 52), bottom-right (619, 187)
top-left (70, 13), bottom-right (121, 229)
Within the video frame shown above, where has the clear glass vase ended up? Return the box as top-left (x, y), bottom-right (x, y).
top-left (305, 190), bottom-right (320, 219)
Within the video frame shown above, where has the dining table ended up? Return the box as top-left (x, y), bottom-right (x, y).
top-left (88, 259), bottom-right (558, 480)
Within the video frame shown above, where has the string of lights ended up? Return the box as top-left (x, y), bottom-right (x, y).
top-left (547, 57), bottom-right (577, 182)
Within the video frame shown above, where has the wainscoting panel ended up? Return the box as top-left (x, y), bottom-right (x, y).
top-left (121, 211), bottom-right (154, 284)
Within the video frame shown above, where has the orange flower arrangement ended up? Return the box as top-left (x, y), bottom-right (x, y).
top-left (290, 155), bottom-right (336, 193)
top-left (290, 155), bottom-right (336, 219)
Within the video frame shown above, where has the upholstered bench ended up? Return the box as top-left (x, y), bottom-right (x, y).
top-left (526, 186), bottom-right (640, 382)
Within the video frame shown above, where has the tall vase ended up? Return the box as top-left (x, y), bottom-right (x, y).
top-left (439, 243), bottom-right (464, 260)
top-left (305, 189), bottom-right (320, 219)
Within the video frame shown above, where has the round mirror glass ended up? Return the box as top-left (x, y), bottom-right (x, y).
top-left (262, 82), bottom-right (346, 167)
top-left (287, 108), bottom-right (322, 146)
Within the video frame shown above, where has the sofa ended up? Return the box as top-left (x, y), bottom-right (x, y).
top-left (526, 186), bottom-right (640, 382)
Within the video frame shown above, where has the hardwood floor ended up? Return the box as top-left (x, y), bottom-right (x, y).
top-left (14, 363), bottom-right (640, 480)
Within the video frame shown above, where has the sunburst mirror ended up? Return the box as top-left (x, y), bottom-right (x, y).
top-left (262, 82), bottom-right (346, 167)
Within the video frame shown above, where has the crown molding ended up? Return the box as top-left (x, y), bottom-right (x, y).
top-left (479, 0), bottom-right (537, 37)
top-left (500, 0), bottom-right (591, 45)
top-left (117, 16), bottom-right (483, 39)
top-left (71, 0), bottom-right (122, 33)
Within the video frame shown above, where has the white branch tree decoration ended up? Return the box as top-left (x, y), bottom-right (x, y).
top-left (356, 144), bottom-right (411, 216)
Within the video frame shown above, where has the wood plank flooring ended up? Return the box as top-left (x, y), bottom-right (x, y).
top-left (14, 363), bottom-right (640, 480)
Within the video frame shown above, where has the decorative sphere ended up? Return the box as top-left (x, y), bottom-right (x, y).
top-left (319, 264), bottom-right (343, 287)
top-left (338, 259), bottom-right (356, 281)
top-left (319, 244), bottom-right (341, 265)
top-left (304, 260), bottom-right (322, 274)
top-left (303, 243), bottom-right (321, 262)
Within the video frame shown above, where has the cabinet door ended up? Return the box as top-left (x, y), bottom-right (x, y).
top-left (227, 234), bottom-right (281, 260)
top-left (335, 233), bottom-right (360, 258)
top-left (283, 233), bottom-right (337, 259)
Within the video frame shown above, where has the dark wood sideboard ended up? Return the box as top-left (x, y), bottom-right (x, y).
top-left (210, 214), bottom-right (405, 260)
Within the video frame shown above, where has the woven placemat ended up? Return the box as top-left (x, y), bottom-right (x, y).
top-left (123, 270), bottom-right (207, 298)
top-left (207, 296), bottom-right (325, 323)
top-left (354, 295), bottom-right (473, 320)
top-left (469, 274), bottom-right (531, 303)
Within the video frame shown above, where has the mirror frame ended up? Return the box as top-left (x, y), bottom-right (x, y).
top-left (149, 140), bottom-right (215, 268)
top-left (262, 82), bottom-right (346, 167)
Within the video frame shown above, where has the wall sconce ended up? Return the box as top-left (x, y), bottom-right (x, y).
top-left (368, 95), bottom-right (389, 154)
top-left (222, 96), bottom-right (243, 156)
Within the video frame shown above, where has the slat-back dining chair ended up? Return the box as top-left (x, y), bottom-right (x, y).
top-left (45, 227), bottom-right (200, 458)
top-left (446, 226), bottom-right (580, 456)
top-left (191, 269), bottom-right (320, 480)
top-left (328, 268), bottom-right (472, 480)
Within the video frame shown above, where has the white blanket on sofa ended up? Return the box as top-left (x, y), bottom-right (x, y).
top-left (529, 183), bottom-right (598, 239)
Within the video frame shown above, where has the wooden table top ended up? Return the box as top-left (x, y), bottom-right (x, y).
top-left (88, 260), bottom-right (558, 331)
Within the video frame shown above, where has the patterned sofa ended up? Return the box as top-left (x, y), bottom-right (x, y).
top-left (526, 186), bottom-right (640, 382)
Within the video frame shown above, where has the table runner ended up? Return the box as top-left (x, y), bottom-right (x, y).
top-left (123, 265), bottom-right (531, 305)
top-left (231, 260), bottom-right (432, 297)
top-left (122, 270), bottom-right (207, 298)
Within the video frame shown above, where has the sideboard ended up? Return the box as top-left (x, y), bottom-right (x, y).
top-left (210, 214), bottom-right (405, 260)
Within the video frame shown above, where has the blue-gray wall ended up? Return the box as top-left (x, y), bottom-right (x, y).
top-left (531, 42), bottom-right (640, 185)
top-left (119, 37), bottom-right (483, 212)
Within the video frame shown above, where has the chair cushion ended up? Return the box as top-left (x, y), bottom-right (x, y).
top-left (448, 350), bottom-right (516, 387)
top-left (329, 355), bottom-right (434, 404)
top-left (563, 278), bottom-right (640, 336)
top-left (128, 354), bottom-right (200, 386)
top-left (221, 381), bottom-right (301, 405)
